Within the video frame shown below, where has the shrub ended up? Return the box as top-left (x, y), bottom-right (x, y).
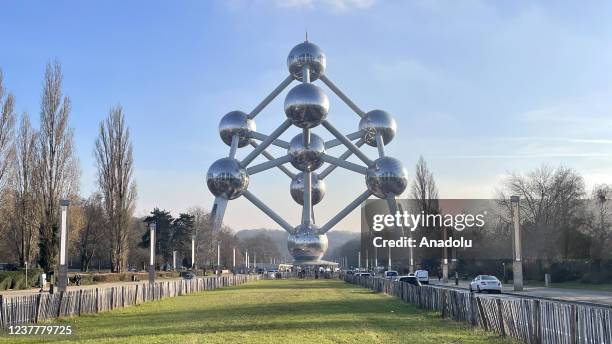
top-left (0, 273), bottom-right (14, 290)
top-left (11, 274), bottom-right (26, 289)
top-left (580, 271), bottom-right (612, 284)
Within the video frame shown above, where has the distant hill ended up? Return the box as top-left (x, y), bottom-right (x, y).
top-left (235, 228), bottom-right (359, 260)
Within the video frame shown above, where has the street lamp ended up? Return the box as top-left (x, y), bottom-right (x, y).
top-left (511, 195), bottom-right (523, 291)
top-left (217, 241), bottom-right (221, 269)
top-left (191, 234), bottom-right (196, 270)
top-left (148, 221), bottom-right (156, 284)
top-left (58, 199), bottom-right (70, 292)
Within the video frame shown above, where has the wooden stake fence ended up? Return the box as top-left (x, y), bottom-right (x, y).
top-left (344, 274), bottom-right (612, 344)
top-left (0, 274), bottom-right (260, 328)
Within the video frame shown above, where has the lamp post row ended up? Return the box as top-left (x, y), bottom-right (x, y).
top-left (56, 196), bottom-right (524, 290)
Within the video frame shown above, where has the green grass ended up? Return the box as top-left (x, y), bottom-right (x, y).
top-left (1, 279), bottom-right (516, 344)
top-left (526, 280), bottom-right (612, 291)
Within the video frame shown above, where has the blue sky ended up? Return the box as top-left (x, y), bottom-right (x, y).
top-left (1, 0), bottom-right (611, 231)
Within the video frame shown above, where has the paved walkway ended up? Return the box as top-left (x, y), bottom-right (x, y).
top-left (0, 278), bottom-right (183, 298)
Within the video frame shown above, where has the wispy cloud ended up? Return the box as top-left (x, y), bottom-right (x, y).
top-left (225, 0), bottom-right (377, 11)
top-left (273, 0), bottom-right (377, 10)
top-left (520, 90), bottom-right (612, 125)
top-left (447, 153), bottom-right (612, 159)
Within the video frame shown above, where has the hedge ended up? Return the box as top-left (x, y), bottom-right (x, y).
top-left (0, 270), bottom-right (42, 291)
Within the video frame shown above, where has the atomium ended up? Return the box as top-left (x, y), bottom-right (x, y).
top-left (206, 39), bottom-right (410, 265)
top-left (287, 224), bottom-right (328, 261)
top-left (284, 83), bottom-right (329, 128)
top-left (359, 110), bottom-right (396, 147)
top-left (288, 132), bottom-right (326, 171)
top-left (287, 41), bottom-right (326, 82)
top-left (290, 172), bottom-right (326, 205)
top-left (219, 111), bottom-right (256, 148)
top-left (366, 157), bottom-right (408, 199)
top-left (206, 158), bottom-right (249, 200)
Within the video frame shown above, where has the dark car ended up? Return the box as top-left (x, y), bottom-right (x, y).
top-left (181, 272), bottom-right (195, 280)
top-left (397, 275), bottom-right (422, 286)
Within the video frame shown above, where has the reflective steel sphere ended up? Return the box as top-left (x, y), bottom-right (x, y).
top-left (288, 224), bottom-right (328, 261)
top-left (359, 110), bottom-right (397, 147)
top-left (290, 172), bottom-right (326, 205)
top-left (284, 83), bottom-right (329, 128)
top-left (219, 111), bottom-right (256, 148)
top-left (288, 133), bottom-right (326, 171)
top-left (365, 157), bottom-right (408, 198)
top-left (287, 41), bottom-right (326, 82)
top-left (206, 158), bottom-right (249, 200)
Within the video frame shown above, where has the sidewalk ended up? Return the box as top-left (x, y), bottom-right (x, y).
top-left (0, 277), bottom-right (183, 298)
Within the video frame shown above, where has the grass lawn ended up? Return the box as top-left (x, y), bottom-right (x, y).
top-left (1, 279), bottom-right (516, 344)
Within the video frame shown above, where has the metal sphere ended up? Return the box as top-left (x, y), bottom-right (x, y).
top-left (290, 172), bottom-right (326, 205)
top-left (284, 83), bottom-right (329, 128)
top-left (359, 110), bottom-right (397, 147)
top-left (288, 224), bottom-right (329, 261)
top-left (287, 41), bottom-right (326, 82)
top-left (365, 157), bottom-right (408, 199)
top-left (219, 111), bottom-right (256, 148)
top-left (206, 158), bottom-right (249, 200)
top-left (288, 133), bottom-right (326, 171)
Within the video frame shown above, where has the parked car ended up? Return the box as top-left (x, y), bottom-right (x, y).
top-left (415, 270), bottom-right (429, 284)
top-left (397, 275), bottom-right (422, 286)
top-left (356, 272), bottom-right (372, 277)
top-left (181, 272), bottom-right (195, 280)
top-left (469, 275), bottom-right (502, 293)
top-left (384, 270), bottom-right (398, 279)
top-left (345, 270), bottom-right (354, 275)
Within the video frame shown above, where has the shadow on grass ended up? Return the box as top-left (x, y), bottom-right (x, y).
top-left (233, 279), bottom-right (352, 290)
top-left (67, 299), bottom-right (447, 340)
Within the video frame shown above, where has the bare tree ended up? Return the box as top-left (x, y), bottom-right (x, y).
top-left (0, 69), bottom-right (16, 193)
top-left (583, 184), bottom-right (612, 270)
top-left (95, 105), bottom-right (136, 272)
top-left (498, 165), bottom-right (585, 260)
top-left (411, 156), bottom-right (442, 272)
top-left (9, 113), bottom-right (40, 266)
top-left (79, 193), bottom-right (105, 272)
top-left (188, 206), bottom-right (214, 267)
top-left (411, 155), bottom-right (439, 214)
top-left (500, 165), bottom-right (584, 227)
top-left (37, 61), bottom-right (80, 273)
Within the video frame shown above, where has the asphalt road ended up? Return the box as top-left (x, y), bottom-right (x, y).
top-left (429, 280), bottom-right (612, 307)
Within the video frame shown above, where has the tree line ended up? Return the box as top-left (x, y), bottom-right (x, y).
top-left (0, 63), bottom-right (136, 274)
top-left (0, 63), bottom-right (290, 274)
top-left (335, 157), bottom-right (612, 282)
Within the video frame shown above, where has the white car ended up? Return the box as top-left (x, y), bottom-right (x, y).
top-left (384, 270), bottom-right (398, 279)
top-left (415, 270), bottom-right (429, 284)
top-left (469, 275), bottom-right (502, 293)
